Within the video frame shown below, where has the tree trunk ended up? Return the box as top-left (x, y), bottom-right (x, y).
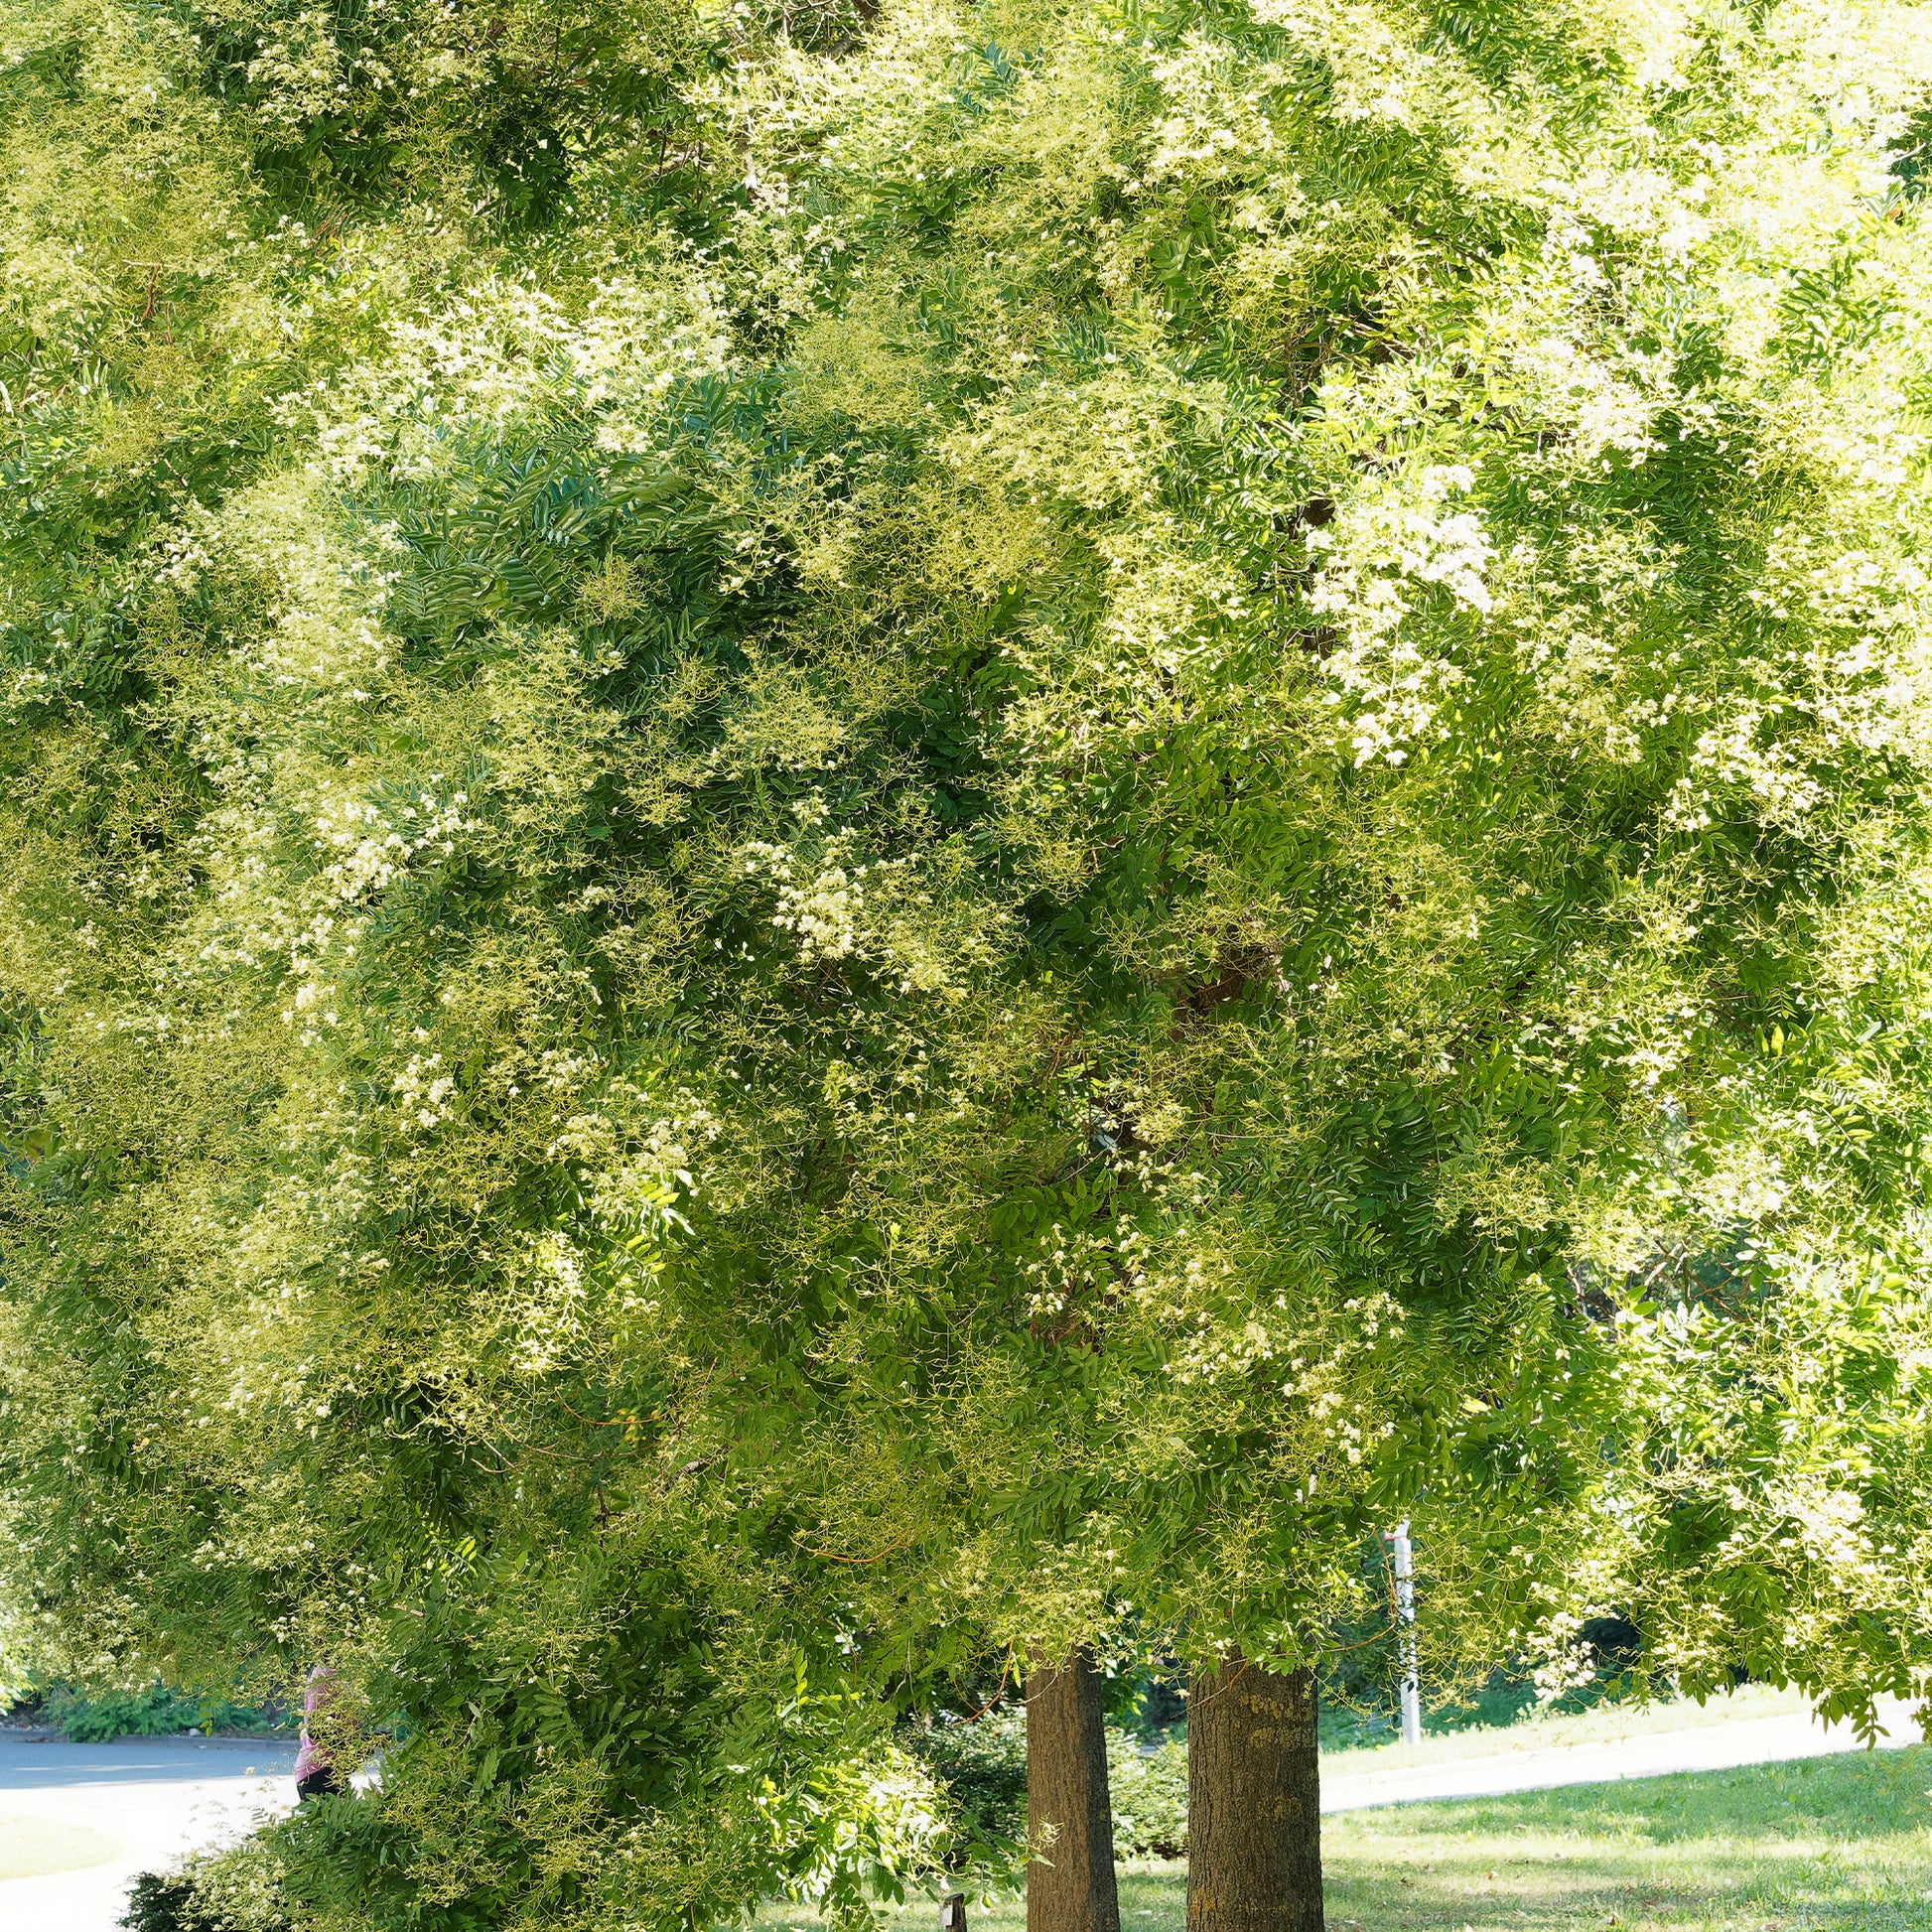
top-left (1026, 1647), bottom-right (1121, 1932)
top-left (1185, 1652), bottom-right (1323, 1932)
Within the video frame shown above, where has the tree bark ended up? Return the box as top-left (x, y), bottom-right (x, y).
top-left (1026, 1647), bottom-right (1121, 1932)
top-left (1185, 1652), bottom-right (1323, 1932)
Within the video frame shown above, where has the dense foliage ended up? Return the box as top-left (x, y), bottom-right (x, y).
top-left (40, 1678), bottom-right (285, 1740)
top-left (5, 0), bottom-right (1932, 1924)
top-left (123, 1842), bottom-right (294, 1932)
top-left (905, 1709), bottom-right (1188, 1867)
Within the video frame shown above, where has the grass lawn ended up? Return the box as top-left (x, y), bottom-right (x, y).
top-left (764, 1747), bottom-right (1932, 1932)
top-left (0, 1809), bottom-right (118, 1880)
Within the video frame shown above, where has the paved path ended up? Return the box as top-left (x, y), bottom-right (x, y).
top-left (0, 1733), bottom-right (297, 1932)
top-left (1318, 1693), bottom-right (1924, 1813)
top-left (0, 1700), bottom-right (1922, 1927)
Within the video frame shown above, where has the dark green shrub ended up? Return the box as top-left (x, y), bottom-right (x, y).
top-left (47, 1684), bottom-right (290, 1742)
top-left (903, 1708), bottom-right (1190, 1865)
top-left (901, 1707), bottom-right (1028, 1871)
top-left (120, 1872), bottom-right (200, 1932)
top-left (1106, 1730), bottom-right (1187, 1860)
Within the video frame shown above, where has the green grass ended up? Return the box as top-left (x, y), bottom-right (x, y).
top-left (0, 1810), bottom-right (118, 1880)
top-left (760, 1748), bottom-right (1932, 1932)
top-left (1323, 1748), bottom-right (1932, 1929)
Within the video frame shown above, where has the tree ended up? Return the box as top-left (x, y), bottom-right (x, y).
top-left (5, 2), bottom-right (1932, 1929)
top-left (1025, 1651), bottom-right (1120, 1932)
top-left (1186, 1656), bottom-right (1321, 1932)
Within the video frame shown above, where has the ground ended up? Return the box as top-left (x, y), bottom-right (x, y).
top-left (1321, 1750), bottom-right (1932, 1929)
top-left (0, 1730), bottom-right (297, 1930)
top-left (763, 1746), bottom-right (1932, 1932)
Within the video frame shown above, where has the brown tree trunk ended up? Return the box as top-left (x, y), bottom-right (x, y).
top-left (1185, 1652), bottom-right (1323, 1932)
top-left (1026, 1647), bottom-right (1121, 1932)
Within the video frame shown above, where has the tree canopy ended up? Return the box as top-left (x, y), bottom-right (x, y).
top-left (4, 0), bottom-right (1932, 1926)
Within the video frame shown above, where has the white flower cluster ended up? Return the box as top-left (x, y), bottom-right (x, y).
top-left (281, 271), bottom-right (735, 483)
top-left (1021, 1222), bottom-right (1123, 1320)
top-left (152, 512), bottom-right (221, 595)
top-left (244, 6), bottom-right (362, 132)
top-left (258, 898), bottom-right (344, 1038)
top-left (1526, 1608), bottom-right (1603, 1704)
top-left (502, 1229), bottom-right (591, 1379)
top-left (1142, 32), bottom-right (1281, 183)
top-left (549, 1079), bottom-right (717, 1225)
top-left (1246, 0), bottom-right (1430, 126)
top-left (392, 1053), bottom-right (457, 1134)
top-left (736, 793), bottom-right (944, 980)
top-left (310, 783), bottom-right (473, 905)
top-left (1309, 463), bottom-right (1495, 765)
top-left (146, 476), bottom-right (398, 699)
top-left (715, 3), bottom-right (969, 199)
top-left (741, 838), bottom-right (867, 962)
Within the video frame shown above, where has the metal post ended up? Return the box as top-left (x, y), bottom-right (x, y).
top-left (1392, 1520), bottom-right (1421, 1746)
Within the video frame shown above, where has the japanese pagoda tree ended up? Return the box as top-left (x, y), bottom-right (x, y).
top-left (4, 1), bottom-right (1932, 1929)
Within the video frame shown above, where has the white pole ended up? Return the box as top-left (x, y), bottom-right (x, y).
top-left (1392, 1521), bottom-right (1421, 1746)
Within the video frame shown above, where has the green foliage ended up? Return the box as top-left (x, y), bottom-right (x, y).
top-left (1105, 1730), bottom-right (1188, 1862)
top-left (903, 1711), bottom-right (1185, 1867)
top-left (902, 1709), bottom-right (1030, 1871)
top-left (120, 1842), bottom-right (292, 1932)
top-left (122, 1876), bottom-right (207, 1932)
top-left (3, 0), bottom-right (1932, 1923)
top-left (44, 1681), bottom-right (287, 1742)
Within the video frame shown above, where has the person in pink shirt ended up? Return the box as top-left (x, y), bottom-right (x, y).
top-left (294, 1665), bottom-right (344, 1801)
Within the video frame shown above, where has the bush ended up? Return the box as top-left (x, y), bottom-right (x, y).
top-left (47, 1684), bottom-right (289, 1742)
top-left (1106, 1730), bottom-right (1187, 1860)
top-left (903, 1708), bottom-right (1190, 1866)
top-left (901, 1706), bottom-right (1028, 1871)
top-left (122, 1872), bottom-right (202, 1932)
top-left (120, 1843), bottom-right (292, 1932)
